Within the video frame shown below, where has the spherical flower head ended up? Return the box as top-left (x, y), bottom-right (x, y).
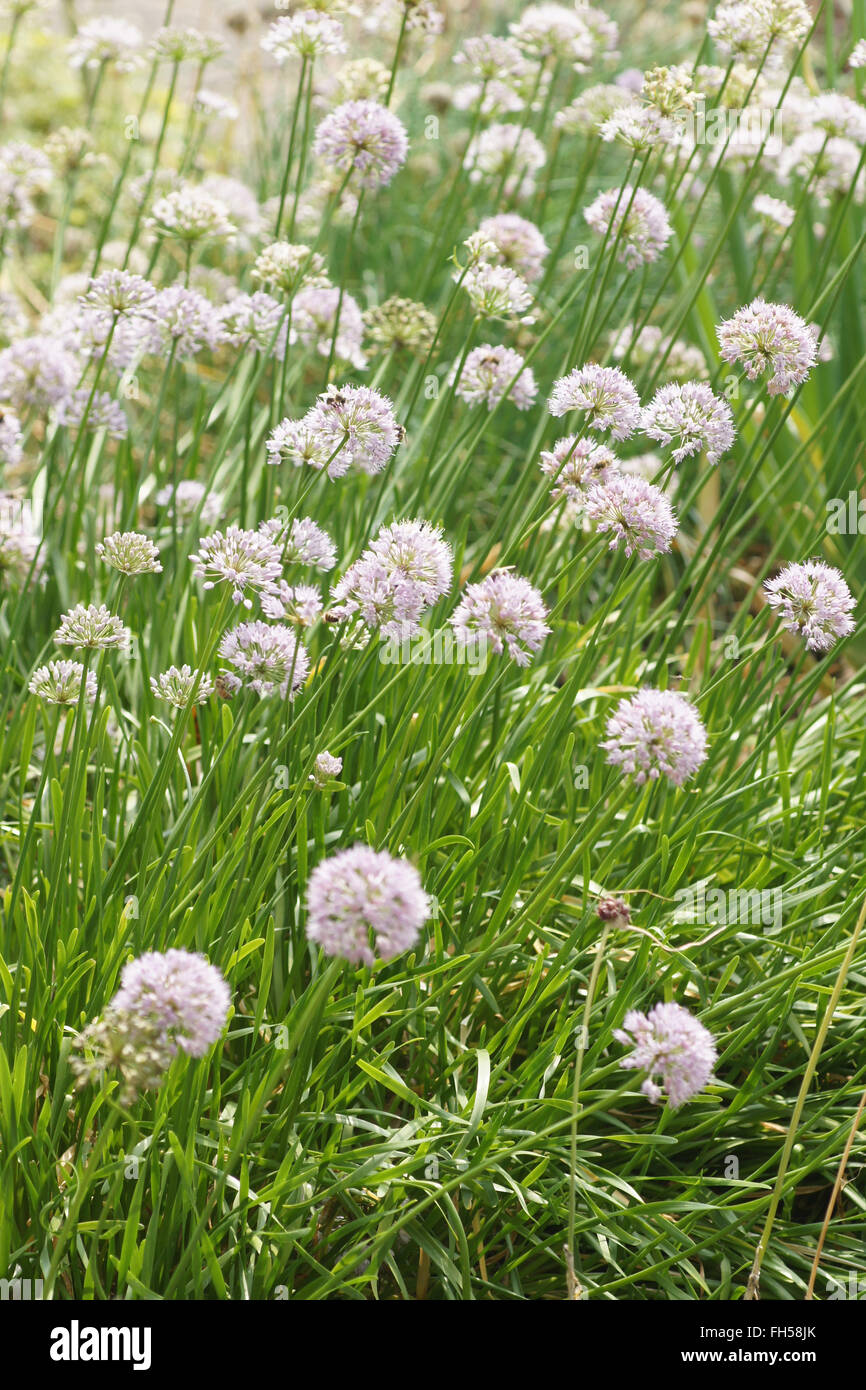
top-left (148, 26), bottom-right (226, 65)
top-left (190, 525), bottom-right (283, 608)
top-left (150, 665), bottom-right (215, 708)
top-left (152, 286), bottom-right (224, 358)
top-left (80, 270), bottom-right (156, 318)
top-left (155, 479), bottom-right (224, 526)
top-left (55, 603), bottom-right (131, 652)
top-left (68, 17), bottom-right (142, 72)
top-left (584, 185), bottom-right (673, 270)
top-left (280, 516), bottom-right (337, 572)
top-left (477, 213), bottom-right (549, 282)
top-left (261, 581), bottom-right (323, 626)
top-left (642, 64), bottom-right (697, 117)
top-left (290, 285), bottom-right (366, 370)
top-left (305, 384), bottom-right (403, 477)
top-left (96, 531), bottom-right (162, 576)
top-left (548, 364), bottom-right (641, 440)
top-left (461, 262), bottom-right (535, 323)
top-left (252, 241), bottom-right (328, 296)
top-left (540, 435), bottom-right (617, 504)
top-left (262, 11), bottom-right (346, 61)
top-left (217, 292), bottom-right (285, 355)
top-left (509, 4), bottom-right (594, 63)
top-left (306, 844), bottom-right (430, 965)
top-left (455, 344), bottom-right (537, 411)
top-left (218, 621), bottom-right (310, 698)
top-left (363, 297), bottom-right (436, 354)
top-left (310, 750), bottom-right (343, 788)
top-left (708, 0), bottom-right (811, 65)
top-left (764, 560), bottom-right (855, 652)
top-left (586, 473), bottom-right (678, 559)
top-left (614, 1001), bottom-right (716, 1107)
top-left (753, 194), bottom-right (795, 229)
top-left (555, 84), bottom-right (631, 135)
top-left (450, 570), bottom-right (550, 667)
top-left (464, 124), bottom-right (546, 199)
top-left (111, 949), bottom-right (230, 1059)
top-left (599, 103), bottom-right (673, 150)
top-left (603, 688), bottom-right (708, 785)
top-left (313, 100), bottom-right (408, 190)
top-left (29, 659), bottom-right (97, 706)
top-left (0, 336), bottom-right (77, 413)
top-left (366, 519), bottom-right (453, 606)
top-left (330, 553), bottom-right (427, 639)
top-left (54, 389), bottom-right (128, 441)
top-left (148, 186), bottom-right (237, 244)
top-left (336, 57), bottom-right (391, 103)
top-left (641, 382), bottom-right (735, 465)
top-left (717, 298), bottom-right (818, 395)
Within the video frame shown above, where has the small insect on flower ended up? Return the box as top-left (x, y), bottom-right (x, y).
top-left (454, 344), bottom-right (538, 411)
top-left (602, 688), bottom-right (708, 786)
top-left (96, 531), bottom-right (162, 576)
top-left (717, 298), bottom-right (818, 395)
top-left (306, 843), bottom-right (430, 965)
top-left (29, 660), bottom-right (97, 705)
top-left (584, 185), bottom-right (673, 269)
top-left (614, 1001), bottom-right (717, 1107)
top-left (641, 382), bottom-right (735, 465)
top-left (150, 666), bottom-right (215, 708)
top-left (764, 560), bottom-right (856, 653)
top-left (313, 99), bottom-right (408, 189)
top-left (450, 570), bottom-right (550, 667)
top-left (73, 949), bottom-right (231, 1103)
top-left (218, 622), bottom-right (310, 699)
top-left (54, 603), bottom-right (131, 652)
top-left (548, 364), bottom-right (641, 440)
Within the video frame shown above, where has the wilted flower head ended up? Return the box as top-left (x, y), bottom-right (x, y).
top-left (252, 241), bottom-right (328, 296)
top-left (641, 382), bottom-right (735, 465)
top-left (586, 473), bottom-right (677, 559)
top-left (464, 124), bottom-right (547, 199)
top-left (584, 185), bottom-right (673, 269)
top-left (717, 298), bottom-right (818, 394)
top-left (477, 213), bottom-right (549, 282)
top-left (310, 750), bottom-right (342, 788)
top-left (313, 100), bottom-right (408, 189)
top-left (29, 659), bottom-right (97, 706)
top-left (306, 844), bottom-right (430, 965)
top-left (150, 665), bottom-right (215, 708)
top-left (148, 186), bottom-right (236, 244)
top-left (540, 435), bottom-right (617, 504)
top-left (96, 531), bottom-right (162, 576)
top-left (363, 297), bottom-right (436, 354)
top-left (603, 688), bottom-right (708, 785)
top-left (55, 603), bottom-right (131, 651)
top-left (615, 1002), bottom-right (717, 1107)
top-left (261, 11), bottom-right (345, 61)
top-left (548, 364), bottom-right (641, 440)
top-left (68, 17), bottom-right (142, 72)
top-left (219, 621), bottom-right (310, 698)
top-left (190, 525), bottom-right (283, 608)
top-left (454, 344), bottom-right (538, 411)
top-left (764, 560), bottom-right (855, 652)
top-left (450, 570), bottom-right (549, 667)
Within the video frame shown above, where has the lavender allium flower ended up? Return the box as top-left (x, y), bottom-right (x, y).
top-left (190, 526), bottom-right (283, 608)
top-left (252, 241), bottom-right (328, 296)
top-left (80, 270), bottom-right (156, 317)
top-left (477, 213), bottom-right (550, 281)
top-left (539, 435), bottom-right (616, 503)
top-left (331, 519), bottom-right (452, 638)
top-left (462, 263), bottom-right (535, 323)
top-left (217, 292), bottom-right (285, 355)
top-left (54, 389), bottom-right (128, 440)
top-left (261, 11), bottom-right (346, 62)
top-left (586, 474), bottom-right (677, 558)
top-left (548, 364), bottom-right (641, 440)
top-left (306, 844), bottom-right (430, 965)
top-left (96, 531), bottom-right (162, 576)
top-left (603, 688), bottom-right (708, 785)
top-left (450, 571), bottom-right (550, 667)
top-left (0, 336), bottom-right (77, 412)
top-left (296, 384), bottom-right (402, 478)
top-left (152, 286), bottom-right (224, 358)
top-left (261, 582), bottom-right (323, 627)
top-left (752, 194), bottom-right (795, 228)
top-left (112, 949), bottom-right (230, 1059)
top-left (291, 285), bottom-right (366, 369)
top-left (0, 409), bottom-right (23, 467)
top-left (584, 185), bottom-right (673, 269)
top-left (464, 124), bottom-right (547, 200)
top-left (310, 750), bottom-right (342, 788)
top-left (641, 382), bottom-right (735, 465)
top-left (68, 17), bottom-right (142, 72)
top-left (280, 516), bottom-right (337, 572)
top-left (599, 103), bottom-right (672, 150)
top-left (29, 660), bottom-right (97, 706)
top-left (610, 324), bottom-right (706, 382)
top-left (764, 560), bottom-right (856, 652)
top-left (708, 0), bottom-right (811, 64)
top-left (148, 186), bottom-right (236, 244)
top-left (850, 38), bottom-right (866, 68)
top-left (717, 298), bottom-right (818, 395)
top-left (55, 604), bottom-right (130, 652)
top-left (510, 4), bottom-right (594, 63)
top-left (219, 622), bottom-right (310, 698)
top-left (313, 100), bottom-right (408, 189)
top-left (148, 26), bottom-right (226, 65)
top-left (454, 344), bottom-right (538, 411)
top-left (155, 479), bottom-right (224, 526)
top-left (614, 1002), bottom-right (717, 1107)
top-left (150, 665), bottom-right (215, 707)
